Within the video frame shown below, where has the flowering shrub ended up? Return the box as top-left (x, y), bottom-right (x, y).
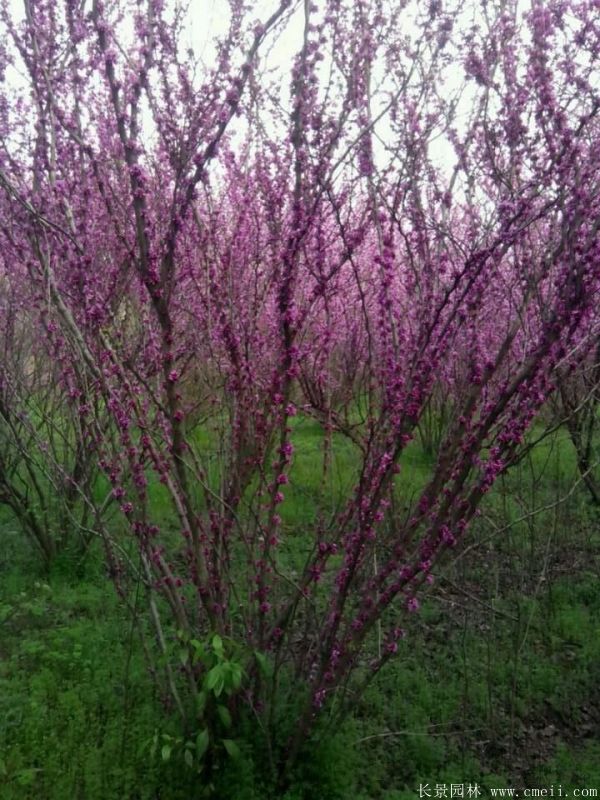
top-left (0, 0), bottom-right (599, 783)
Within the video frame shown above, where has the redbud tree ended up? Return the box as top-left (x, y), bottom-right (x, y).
top-left (1, 0), bottom-right (599, 782)
top-left (0, 258), bottom-right (105, 563)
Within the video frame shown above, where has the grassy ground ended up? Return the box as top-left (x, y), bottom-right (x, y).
top-left (0, 423), bottom-right (599, 798)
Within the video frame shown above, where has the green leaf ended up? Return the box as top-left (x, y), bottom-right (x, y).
top-left (217, 704), bottom-right (232, 729)
top-left (184, 749), bottom-right (194, 768)
top-left (161, 744), bottom-right (172, 762)
top-left (179, 647), bottom-right (189, 666)
top-left (222, 739), bottom-right (241, 760)
top-left (230, 663), bottom-right (243, 690)
top-left (211, 634), bottom-right (224, 657)
top-left (206, 665), bottom-right (220, 689)
top-left (195, 728), bottom-right (210, 759)
top-left (206, 665), bottom-right (225, 696)
top-left (196, 690), bottom-right (208, 716)
top-left (191, 639), bottom-right (210, 665)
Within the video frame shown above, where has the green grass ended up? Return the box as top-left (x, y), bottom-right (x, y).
top-left (345, 566), bottom-right (600, 797)
top-left (0, 419), bottom-right (599, 798)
